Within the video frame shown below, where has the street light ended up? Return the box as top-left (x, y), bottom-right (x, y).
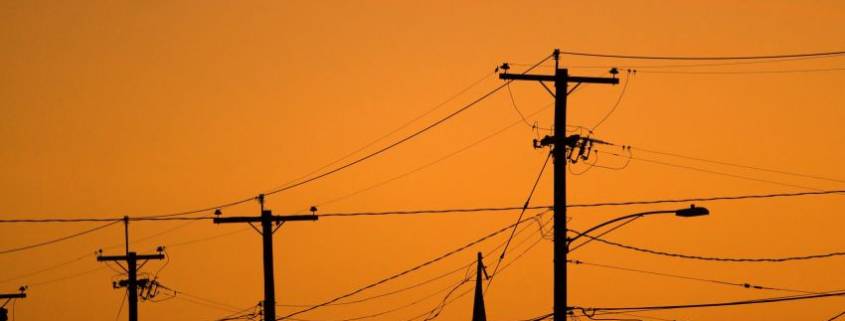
top-left (567, 204), bottom-right (709, 246)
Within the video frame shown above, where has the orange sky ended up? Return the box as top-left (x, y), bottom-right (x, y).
top-left (2, 1), bottom-right (845, 321)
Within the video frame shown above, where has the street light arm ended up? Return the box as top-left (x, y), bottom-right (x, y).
top-left (567, 210), bottom-right (674, 245)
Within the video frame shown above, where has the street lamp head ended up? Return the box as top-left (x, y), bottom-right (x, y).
top-left (675, 204), bottom-right (709, 217)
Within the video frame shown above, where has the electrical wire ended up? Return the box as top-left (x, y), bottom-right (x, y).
top-left (827, 310), bottom-right (845, 321)
top-left (637, 67), bottom-right (845, 75)
top-left (600, 149), bottom-right (822, 191)
top-left (557, 50), bottom-right (845, 61)
top-left (275, 209), bottom-right (549, 320)
top-left (630, 146), bottom-right (845, 185)
top-left (0, 220), bottom-right (120, 255)
top-left (487, 151), bottom-right (552, 292)
top-left (574, 290), bottom-right (845, 314)
top-left (405, 229), bottom-right (549, 321)
top-left (568, 259), bottom-right (819, 295)
top-left (568, 216), bottom-right (640, 254)
top-left (277, 212), bottom-right (550, 308)
top-left (309, 101), bottom-right (555, 209)
top-left (266, 71), bottom-right (496, 197)
top-left (115, 289), bottom-right (127, 321)
top-left (591, 70), bottom-right (633, 131)
top-left (77, 54), bottom-right (554, 221)
top-left (568, 228), bottom-right (845, 263)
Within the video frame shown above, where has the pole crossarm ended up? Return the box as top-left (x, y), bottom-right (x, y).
top-left (213, 213), bottom-right (318, 224)
top-left (0, 294), bottom-right (25, 299)
top-left (500, 74), bottom-right (619, 85)
top-left (97, 254), bottom-right (164, 262)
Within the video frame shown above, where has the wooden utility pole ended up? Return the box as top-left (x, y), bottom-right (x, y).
top-left (97, 216), bottom-right (164, 321)
top-left (499, 49), bottom-right (618, 320)
top-left (213, 194), bottom-right (318, 321)
top-left (97, 251), bottom-right (164, 321)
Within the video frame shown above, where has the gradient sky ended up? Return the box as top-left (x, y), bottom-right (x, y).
top-left (2, 1), bottom-right (845, 321)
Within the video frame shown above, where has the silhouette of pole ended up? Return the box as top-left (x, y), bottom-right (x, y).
top-left (97, 252), bottom-right (164, 321)
top-left (213, 194), bottom-right (318, 321)
top-left (500, 49), bottom-right (618, 320)
top-left (471, 252), bottom-right (487, 321)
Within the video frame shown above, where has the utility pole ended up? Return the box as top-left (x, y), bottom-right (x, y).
top-left (0, 287), bottom-right (26, 321)
top-left (97, 217), bottom-right (165, 321)
top-left (213, 194), bottom-right (318, 321)
top-left (499, 49), bottom-right (618, 320)
top-left (471, 252), bottom-right (488, 321)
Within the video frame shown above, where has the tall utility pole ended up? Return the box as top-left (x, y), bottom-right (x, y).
top-left (500, 49), bottom-right (618, 320)
top-left (213, 194), bottom-right (318, 321)
top-left (97, 217), bottom-right (165, 321)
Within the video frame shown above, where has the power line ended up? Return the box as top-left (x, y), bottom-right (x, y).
top-left (827, 310), bottom-right (845, 321)
top-left (275, 209), bottom-right (550, 320)
top-left (569, 228), bottom-right (845, 263)
top-left (4, 190), bottom-right (845, 225)
top-left (637, 67), bottom-right (845, 75)
top-left (557, 50), bottom-right (845, 61)
top-left (630, 146), bottom-right (845, 185)
top-left (574, 290), bottom-right (845, 314)
top-left (0, 220), bottom-right (120, 255)
top-left (277, 213), bottom-right (550, 308)
top-left (133, 54), bottom-right (554, 220)
top-left (487, 151), bottom-right (552, 292)
top-left (266, 70), bottom-right (496, 197)
top-left (591, 69), bottom-right (633, 131)
top-left (308, 101), bottom-right (555, 210)
top-left (600, 149), bottom-right (822, 191)
top-left (568, 259), bottom-right (818, 295)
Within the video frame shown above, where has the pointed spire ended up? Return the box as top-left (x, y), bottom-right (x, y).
top-left (471, 252), bottom-right (487, 321)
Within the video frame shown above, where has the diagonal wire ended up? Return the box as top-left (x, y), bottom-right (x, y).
top-left (0, 220), bottom-right (120, 255)
top-left (486, 151), bottom-right (552, 292)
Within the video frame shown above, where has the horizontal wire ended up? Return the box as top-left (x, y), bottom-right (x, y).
top-left (600, 149), bottom-right (822, 191)
top-left (5, 189), bottom-right (845, 224)
top-left (568, 259), bottom-right (819, 294)
top-left (569, 228), bottom-right (845, 263)
top-left (630, 146), bottom-right (845, 185)
top-left (557, 50), bottom-right (845, 61)
top-left (638, 67), bottom-right (845, 75)
top-left (575, 289), bottom-right (845, 314)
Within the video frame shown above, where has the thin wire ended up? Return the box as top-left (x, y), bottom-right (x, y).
top-left (568, 216), bottom-right (640, 254)
top-left (266, 71), bottom-right (496, 195)
top-left (569, 228), bottom-right (845, 263)
top-left (506, 83), bottom-right (533, 128)
top-left (638, 67), bottom-right (845, 75)
top-left (513, 54), bottom-right (845, 69)
top-left (487, 151), bottom-right (552, 291)
top-left (575, 290), bottom-right (845, 313)
top-left (0, 220), bottom-right (120, 255)
top-left (5, 190), bottom-right (845, 224)
top-left (0, 252), bottom-right (92, 285)
top-left (115, 289), bottom-right (127, 321)
top-left (631, 146), bottom-right (845, 185)
top-left (557, 50), bottom-right (845, 61)
top-left (404, 228), bottom-right (548, 321)
top-left (310, 101), bottom-right (555, 209)
top-left (591, 70), bottom-right (632, 131)
top-left (568, 259), bottom-right (818, 294)
top-left (113, 55), bottom-right (553, 220)
top-left (827, 310), bottom-right (845, 321)
top-left (600, 149), bottom-right (822, 191)
top-left (277, 213), bottom-right (549, 308)
top-left (276, 210), bottom-right (549, 320)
